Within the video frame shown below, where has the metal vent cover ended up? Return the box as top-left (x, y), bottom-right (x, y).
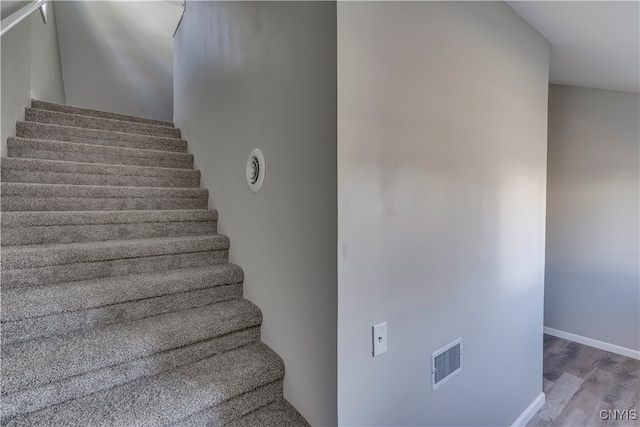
top-left (246, 148), bottom-right (265, 192)
top-left (432, 338), bottom-right (462, 390)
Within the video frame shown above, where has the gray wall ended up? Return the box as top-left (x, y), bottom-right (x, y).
top-left (1, 1), bottom-right (30, 19)
top-left (1, 13), bottom-right (30, 157)
top-left (173, 2), bottom-right (337, 425)
top-left (337, 2), bottom-right (550, 425)
top-left (546, 85), bottom-right (640, 351)
top-left (55, 1), bottom-right (179, 121)
top-left (31, 3), bottom-right (66, 104)
top-left (1, 4), bottom-right (65, 156)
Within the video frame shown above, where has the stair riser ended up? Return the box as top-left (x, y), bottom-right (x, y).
top-left (9, 148), bottom-right (193, 169)
top-left (3, 265), bottom-right (243, 322)
top-left (8, 139), bottom-right (194, 169)
top-left (1, 197), bottom-right (208, 212)
top-left (3, 300), bottom-right (263, 395)
top-left (17, 121), bottom-right (186, 152)
top-left (2, 182), bottom-right (206, 199)
top-left (1, 157), bottom-right (200, 180)
top-left (2, 235), bottom-right (228, 270)
top-left (173, 380), bottom-right (283, 427)
top-left (1, 251), bottom-right (228, 288)
top-left (1, 210), bottom-right (218, 228)
top-left (2, 222), bottom-right (217, 246)
top-left (1, 327), bottom-right (262, 421)
top-left (25, 109), bottom-right (181, 138)
top-left (3, 284), bottom-right (243, 344)
top-left (31, 100), bottom-right (174, 127)
top-left (1, 169), bottom-right (200, 188)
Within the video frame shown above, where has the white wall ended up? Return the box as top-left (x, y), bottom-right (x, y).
top-left (1, 4), bottom-right (65, 157)
top-left (546, 85), bottom-right (640, 352)
top-left (173, 2), bottom-right (337, 425)
top-left (337, 2), bottom-right (550, 425)
top-left (54, 1), bottom-right (180, 121)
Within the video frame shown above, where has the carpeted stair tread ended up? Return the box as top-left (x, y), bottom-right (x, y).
top-left (2, 197), bottom-right (207, 212)
top-left (1, 209), bottom-right (217, 245)
top-left (1, 209), bottom-right (216, 228)
top-left (1, 263), bottom-right (242, 342)
top-left (1, 220), bottom-right (216, 245)
top-left (1, 157), bottom-right (200, 188)
top-left (31, 99), bottom-right (174, 127)
top-left (1, 251), bottom-right (228, 289)
top-left (26, 108), bottom-right (181, 138)
top-left (226, 399), bottom-right (310, 427)
top-left (7, 137), bottom-right (194, 169)
top-left (1, 182), bottom-right (208, 211)
top-left (2, 342), bottom-right (284, 427)
top-left (2, 283), bottom-right (244, 344)
top-left (1, 234), bottom-right (229, 270)
top-left (2, 182), bottom-right (207, 200)
top-left (2, 328), bottom-right (262, 422)
top-left (17, 121), bottom-right (186, 152)
top-left (2, 263), bottom-right (243, 322)
top-left (170, 381), bottom-right (284, 427)
top-left (1, 299), bottom-right (263, 395)
top-left (5, 284), bottom-right (246, 344)
top-left (1, 235), bottom-right (229, 288)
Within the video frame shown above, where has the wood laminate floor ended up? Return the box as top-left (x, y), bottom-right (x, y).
top-left (527, 334), bottom-right (639, 427)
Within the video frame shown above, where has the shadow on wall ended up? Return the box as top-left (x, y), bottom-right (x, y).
top-left (55, 1), bottom-right (179, 121)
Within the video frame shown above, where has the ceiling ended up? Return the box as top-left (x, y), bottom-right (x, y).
top-left (3, 0), bottom-right (637, 93)
top-left (508, 1), bottom-right (639, 93)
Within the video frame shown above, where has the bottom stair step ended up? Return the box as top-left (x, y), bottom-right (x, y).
top-left (226, 399), bottom-right (310, 427)
top-left (2, 343), bottom-right (285, 427)
top-left (171, 381), bottom-right (286, 427)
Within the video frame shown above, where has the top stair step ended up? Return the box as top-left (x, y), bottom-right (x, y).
top-left (25, 108), bottom-right (181, 139)
top-left (31, 100), bottom-right (174, 128)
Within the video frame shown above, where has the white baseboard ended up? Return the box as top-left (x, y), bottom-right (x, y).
top-left (512, 392), bottom-right (545, 427)
top-left (544, 327), bottom-right (640, 360)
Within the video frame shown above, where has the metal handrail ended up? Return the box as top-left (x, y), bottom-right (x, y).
top-left (172, 0), bottom-right (185, 38)
top-left (1, 0), bottom-right (48, 38)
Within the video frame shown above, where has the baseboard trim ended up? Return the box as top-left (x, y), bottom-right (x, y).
top-left (512, 392), bottom-right (545, 427)
top-left (544, 327), bottom-right (640, 360)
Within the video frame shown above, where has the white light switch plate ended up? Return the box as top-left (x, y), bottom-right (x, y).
top-left (372, 323), bottom-right (387, 356)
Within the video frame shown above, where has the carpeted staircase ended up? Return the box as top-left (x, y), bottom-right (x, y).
top-left (0, 100), bottom-right (309, 426)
